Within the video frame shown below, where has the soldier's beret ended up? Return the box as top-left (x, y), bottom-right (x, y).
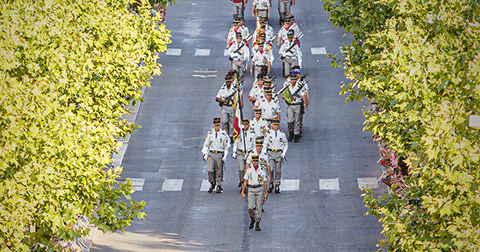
top-left (213, 117), bottom-right (221, 125)
top-left (236, 31), bottom-right (243, 38)
top-left (264, 88), bottom-right (272, 95)
top-left (242, 118), bottom-right (249, 124)
top-left (254, 108), bottom-right (262, 114)
top-left (287, 30), bottom-right (295, 36)
top-left (255, 139), bottom-right (264, 145)
top-left (271, 118), bottom-right (280, 125)
top-left (263, 79), bottom-right (272, 85)
top-left (251, 155), bottom-right (259, 161)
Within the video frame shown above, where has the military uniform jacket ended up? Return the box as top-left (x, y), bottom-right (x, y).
top-left (278, 23), bottom-right (302, 43)
top-left (233, 128), bottom-right (256, 152)
top-left (228, 40), bottom-right (250, 62)
top-left (252, 25), bottom-right (275, 43)
top-left (279, 40), bottom-right (302, 67)
top-left (244, 165), bottom-right (267, 186)
top-left (216, 84), bottom-right (237, 106)
top-left (251, 49), bottom-right (273, 66)
top-left (282, 78), bottom-right (306, 105)
top-left (202, 129), bottom-right (231, 155)
top-left (252, 0), bottom-right (269, 10)
top-left (250, 118), bottom-right (269, 138)
top-left (263, 129), bottom-right (288, 155)
top-left (246, 148), bottom-right (270, 168)
top-left (251, 43), bottom-right (274, 63)
top-left (227, 26), bottom-right (250, 43)
top-left (256, 99), bottom-right (280, 120)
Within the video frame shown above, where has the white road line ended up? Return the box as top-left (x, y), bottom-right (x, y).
top-left (192, 74), bottom-right (217, 78)
top-left (194, 49), bottom-right (210, 56)
top-left (194, 69), bottom-right (218, 73)
top-left (161, 179), bottom-right (184, 191)
top-left (357, 177), bottom-right (379, 189)
top-left (166, 48), bottom-right (182, 56)
top-left (200, 179), bottom-right (210, 191)
top-left (280, 179), bottom-right (300, 191)
top-left (319, 178), bottom-right (340, 190)
top-left (311, 47), bottom-right (327, 55)
top-left (112, 143), bottom-right (128, 168)
top-left (129, 178), bottom-right (145, 192)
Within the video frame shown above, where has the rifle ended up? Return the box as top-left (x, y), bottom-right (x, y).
top-left (218, 89), bottom-right (237, 107)
top-left (286, 33), bottom-right (304, 54)
top-left (233, 41), bottom-right (246, 54)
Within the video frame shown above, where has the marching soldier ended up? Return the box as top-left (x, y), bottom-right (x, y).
top-left (254, 88), bottom-right (281, 122)
top-left (232, 119), bottom-right (256, 188)
top-left (227, 17), bottom-right (250, 47)
top-left (232, 0), bottom-right (247, 19)
top-left (263, 118), bottom-right (288, 193)
top-left (202, 117), bottom-right (231, 193)
top-left (279, 29), bottom-right (302, 78)
top-left (250, 42), bottom-right (272, 79)
top-left (252, 0), bottom-right (270, 21)
top-left (250, 108), bottom-right (270, 139)
top-left (228, 32), bottom-right (250, 85)
top-left (278, 0), bottom-right (295, 25)
top-left (216, 75), bottom-right (237, 141)
top-left (280, 69), bottom-right (308, 142)
top-left (241, 154), bottom-right (268, 231)
top-left (248, 74), bottom-right (265, 105)
top-left (277, 14), bottom-right (302, 47)
top-left (254, 78), bottom-right (279, 105)
top-left (291, 65), bottom-right (309, 135)
top-left (252, 17), bottom-right (275, 43)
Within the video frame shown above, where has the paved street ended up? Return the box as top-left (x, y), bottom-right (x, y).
top-left (90, 0), bottom-right (385, 251)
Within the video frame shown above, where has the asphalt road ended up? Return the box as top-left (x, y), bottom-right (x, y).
top-left (91, 0), bottom-right (385, 251)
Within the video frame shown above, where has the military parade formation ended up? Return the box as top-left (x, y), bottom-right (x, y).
top-left (202, 0), bottom-right (308, 232)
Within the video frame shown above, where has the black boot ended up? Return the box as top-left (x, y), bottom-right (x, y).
top-left (208, 183), bottom-right (215, 193)
top-left (268, 183), bottom-right (273, 193)
top-left (255, 222), bottom-right (261, 231)
top-left (216, 185), bottom-right (223, 193)
top-left (249, 217), bottom-right (255, 229)
top-left (294, 134), bottom-right (300, 143)
top-left (288, 131), bottom-right (294, 142)
top-left (275, 185), bottom-right (280, 193)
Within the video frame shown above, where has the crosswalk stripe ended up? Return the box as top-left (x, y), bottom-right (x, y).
top-left (194, 49), bottom-right (210, 56)
top-left (280, 179), bottom-right (300, 191)
top-left (129, 178), bottom-right (145, 192)
top-left (319, 178), bottom-right (340, 190)
top-left (200, 179), bottom-right (210, 191)
top-left (161, 179), bottom-right (184, 191)
top-left (311, 47), bottom-right (327, 55)
top-left (357, 177), bottom-right (379, 189)
top-left (166, 48), bottom-right (182, 56)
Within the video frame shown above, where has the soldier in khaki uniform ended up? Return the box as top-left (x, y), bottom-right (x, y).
top-left (232, 119), bottom-right (256, 188)
top-left (241, 154), bottom-right (268, 231)
top-left (202, 117), bottom-right (231, 193)
top-left (263, 118), bottom-right (288, 193)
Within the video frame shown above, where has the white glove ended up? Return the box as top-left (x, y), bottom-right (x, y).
top-left (281, 152), bottom-right (285, 159)
top-left (222, 155), bottom-right (227, 162)
top-left (203, 154), bottom-right (208, 161)
top-left (232, 152), bottom-right (237, 159)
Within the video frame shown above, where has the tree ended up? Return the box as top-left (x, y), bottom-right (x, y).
top-left (0, 0), bottom-right (171, 250)
top-left (323, 0), bottom-right (480, 250)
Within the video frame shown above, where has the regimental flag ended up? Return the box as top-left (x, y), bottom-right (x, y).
top-left (232, 106), bottom-right (241, 141)
top-left (281, 85), bottom-right (293, 104)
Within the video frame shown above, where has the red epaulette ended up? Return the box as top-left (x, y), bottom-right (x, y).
top-left (246, 42), bottom-right (250, 47)
top-left (296, 40), bottom-right (300, 46)
top-left (228, 42), bottom-right (234, 48)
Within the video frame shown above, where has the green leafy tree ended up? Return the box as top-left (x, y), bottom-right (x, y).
top-left (0, 0), bottom-right (171, 250)
top-left (323, 0), bottom-right (480, 250)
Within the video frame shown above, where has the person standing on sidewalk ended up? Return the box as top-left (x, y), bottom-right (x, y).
top-left (202, 117), bottom-right (231, 193)
top-left (241, 154), bottom-right (268, 231)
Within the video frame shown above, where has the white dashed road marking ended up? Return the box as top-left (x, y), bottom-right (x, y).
top-left (357, 177), bottom-right (379, 189)
top-left (311, 47), bottom-right (327, 55)
top-left (194, 49), bottom-right (211, 56)
top-left (161, 179), bottom-right (184, 191)
top-left (280, 179), bottom-right (300, 191)
top-left (319, 178), bottom-right (340, 190)
top-left (129, 178), bottom-right (145, 192)
top-left (166, 48), bottom-right (182, 56)
top-left (200, 179), bottom-right (211, 191)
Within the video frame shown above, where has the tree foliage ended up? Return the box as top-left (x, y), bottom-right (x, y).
top-left (0, 0), bottom-right (171, 250)
top-left (323, 0), bottom-right (480, 250)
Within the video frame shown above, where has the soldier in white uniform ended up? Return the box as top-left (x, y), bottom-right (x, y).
top-left (249, 75), bottom-right (266, 105)
top-left (254, 88), bottom-right (280, 122)
top-left (263, 118), bottom-right (288, 193)
top-left (279, 30), bottom-right (302, 78)
top-left (252, 17), bottom-right (275, 43)
top-left (241, 154), bottom-right (268, 231)
top-left (250, 108), bottom-right (270, 139)
top-left (232, 0), bottom-right (247, 19)
top-left (216, 75), bottom-right (237, 141)
top-left (254, 79), bottom-right (279, 106)
top-left (228, 32), bottom-right (250, 85)
top-left (202, 117), bottom-right (231, 193)
top-left (277, 14), bottom-right (302, 47)
top-left (250, 42), bottom-right (272, 80)
top-left (281, 70), bottom-right (308, 142)
top-left (232, 119), bottom-right (256, 188)
top-left (227, 18), bottom-right (250, 47)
